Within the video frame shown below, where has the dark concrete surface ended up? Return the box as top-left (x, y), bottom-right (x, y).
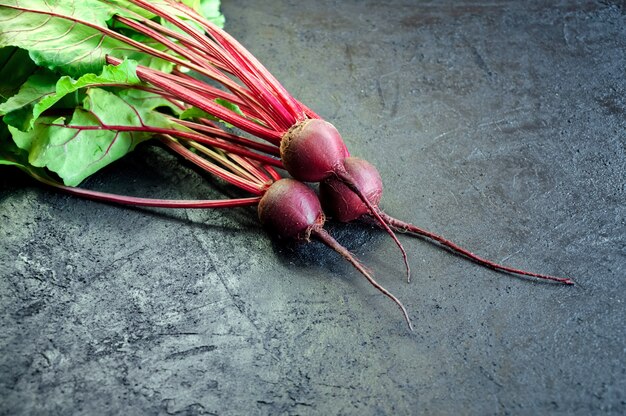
top-left (1, 1), bottom-right (625, 415)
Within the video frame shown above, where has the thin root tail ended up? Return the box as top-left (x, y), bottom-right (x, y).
top-left (381, 214), bottom-right (573, 285)
top-left (335, 165), bottom-right (412, 283)
top-left (311, 227), bottom-right (414, 331)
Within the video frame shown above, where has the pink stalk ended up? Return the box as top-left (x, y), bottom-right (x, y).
top-left (263, 166), bottom-right (283, 182)
top-left (184, 141), bottom-right (266, 186)
top-left (30, 171), bottom-right (261, 208)
top-left (125, 0), bottom-right (297, 129)
top-left (173, 119), bottom-right (280, 156)
top-left (115, 12), bottom-right (277, 127)
top-left (107, 56), bottom-right (283, 144)
top-left (168, 70), bottom-right (241, 102)
top-left (114, 15), bottom-right (221, 74)
top-left (168, 70), bottom-right (275, 126)
top-left (117, 15), bottom-right (234, 73)
top-left (157, 0), bottom-right (299, 127)
top-left (167, 0), bottom-right (304, 120)
top-left (148, 69), bottom-right (273, 125)
top-left (108, 3), bottom-right (228, 71)
top-left (49, 120), bottom-right (283, 168)
top-left (160, 138), bottom-right (265, 195)
top-left (227, 154), bottom-right (272, 184)
top-left (114, 14), bottom-right (265, 112)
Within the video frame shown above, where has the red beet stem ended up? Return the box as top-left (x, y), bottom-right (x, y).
top-left (126, 0), bottom-right (297, 129)
top-left (161, 138), bottom-right (266, 195)
top-left (114, 15), bottom-right (217, 73)
top-left (157, 69), bottom-right (274, 126)
top-left (105, 56), bottom-right (283, 144)
top-left (113, 14), bottom-right (232, 77)
top-left (334, 165), bottom-right (411, 283)
top-left (49, 120), bottom-right (283, 169)
top-left (168, 71), bottom-right (279, 129)
top-left (173, 119), bottom-right (280, 156)
top-left (311, 227), bottom-right (413, 331)
top-left (264, 165), bottom-right (283, 182)
top-left (169, 0), bottom-right (304, 120)
top-left (381, 213), bottom-right (574, 285)
top-left (30, 171), bottom-right (261, 208)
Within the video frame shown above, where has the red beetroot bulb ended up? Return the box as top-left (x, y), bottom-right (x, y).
top-left (320, 157), bottom-right (383, 222)
top-left (258, 178), bottom-right (325, 241)
top-left (280, 119), bottom-right (349, 183)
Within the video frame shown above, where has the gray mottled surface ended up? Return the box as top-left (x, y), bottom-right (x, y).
top-left (1, 1), bottom-right (625, 415)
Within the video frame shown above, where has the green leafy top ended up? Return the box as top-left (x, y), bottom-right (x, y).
top-left (0, 0), bottom-right (135, 76)
top-left (0, 47), bottom-right (38, 102)
top-left (0, 59), bottom-right (178, 185)
top-left (0, 0), bottom-right (227, 185)
top-left (0, 60), bottom-right (141, 131)
top-left (184, 0), bottom-right (224, 28)
top-left (7, 86), bottom-right (184, 186)
top-left (0, 58), bottom-right (241, 186)
top-left (0, 0), bottom-right (225, 77)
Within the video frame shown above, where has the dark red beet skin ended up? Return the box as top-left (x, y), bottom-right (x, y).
top-left (280, 119), bottom-right (349, 182)
top-left (320, 157), bottom-right (383, 222)
top-left (258, 178), bottom-right (325, 241)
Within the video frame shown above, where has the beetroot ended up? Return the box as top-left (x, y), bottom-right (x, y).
top-left (320, 158), bottom-right (573, 285)
top-left (280, 120), bottom-right (349, 183)
top-left (19, 0), bottom-right (571, 330)
top-left (258, 178), bottom-right (325, 241)
top-left (320, 157), bottom-right (383, 223)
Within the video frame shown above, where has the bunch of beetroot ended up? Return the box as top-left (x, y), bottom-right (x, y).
top-left (3, 0), bottom-right (572, 330)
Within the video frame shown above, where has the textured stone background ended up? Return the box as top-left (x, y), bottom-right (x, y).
top-left (1, 1), bottom-right (625, 415)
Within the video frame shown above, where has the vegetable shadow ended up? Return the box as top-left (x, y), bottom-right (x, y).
top-left (267, 219), bottom-right (387, 278)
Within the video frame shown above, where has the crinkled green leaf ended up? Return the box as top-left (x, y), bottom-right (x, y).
top-left (8, 87), bottom-right (180, 185)
top-left (171, 0), bottom-right (225, 28)
top-left (1, 0), bottom-right (121, 76)
top-left (0, 0), bottom-right (224, 78)
top-left (0, 0), bottom-right (171, 77)
top-left (192, 0), bottom-right (225, 28)
top-left (116, 30), bottom-right (178, 73)
top-left (215, 98), bottom-right (244, 116)
top-left (0, 60), bottom-right (141, 131)
top-left (0, 47), bottom-right (38, 102)
top-left (0, 70), bottom-right (58, 131)
top-left (0, 0), bottom-right (227, 184)
top-left (106, 0), bottom-right (156, 20)
top-left (180, 106), bottom-right (212, 121)
top-left (0, 117), bottom-right (44, 178)
top-left (0, 118), bottom-right (23, 166)
top-left (35, 60), bottom-right (141, 116)
top-left (115, 88), bottom-right (184, 116)
top-left (0, 138), bottom-right (28, 167)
